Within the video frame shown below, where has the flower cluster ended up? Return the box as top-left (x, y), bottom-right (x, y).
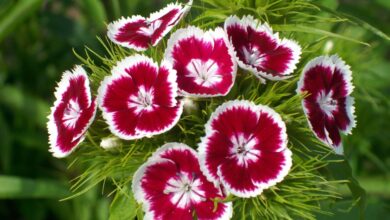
top-left (47, 0), bottom-right (357, 219)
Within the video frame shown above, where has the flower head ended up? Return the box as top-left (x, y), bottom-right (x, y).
top-left (164, 26), bottom-right (237, 97)
top-left (47, 66), bottom-right (97, 158)
top-left (107, 1), bottom-right (192, 51)
top-left (224, 15), bottom-right (301, 82)
top-left (198, 100), bottom-right (292, 198)
top-left (97, 55), bottom-right (183, 140)
top-left (132, 143), bottom-right (233, 220)
top-left (297, 55), bottom-right (356, 154)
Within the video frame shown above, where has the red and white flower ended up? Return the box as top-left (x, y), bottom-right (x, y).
top-left (164, 26), bottom-right (237, 97)
top-left (132, 143), bottom-right (233, 220)
top-left (47, 66), bottom-right (97, 158)
top-left (198, 100), bottom-right (292, 198)
top-left (97, 55), bottom-right (183, 140)
top-left (107, 0), bottom-right (193, 51)
top-left (297, 55), bottom-right (356, 154)
top-left (224, 15), bottom-right (301, 82)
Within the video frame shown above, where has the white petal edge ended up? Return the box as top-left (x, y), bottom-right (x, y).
top-left (164, 26), bottom-right (237, 97)
top-left (148, 1), bottom-right (192, 46)
top-left (198, 100), bottom-right (288, 194)
top-left (131, 157), bottom-right (175, 220)
top-left (48, 65), bottom-right (96, 158)
top-left (215, 201), bottom-right (233, 220)
top-left (296, 55), bottom-right (356, 154)
top-left (217, 165), bottom-right (265, 198)
top-left (97, 55), bottom-right (158, 140)
top-left (253, 148), bottom-right (293, 191)
top-left (107, 15), bottom-right (148, 52)
top-left (198, 100), bottom-right (260, 186)
top-left (134, 59), bottom-right (183, 137)
top-left (132, 142), bottom-right (212, 220)
top-left (224, 15), bottom-right (302, 81)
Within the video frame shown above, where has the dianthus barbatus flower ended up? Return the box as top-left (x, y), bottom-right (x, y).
top-left (224, 15), bottom-right (301, 82)
top-left (47, 66), bottom-right (97, 158)
top-left (97, 55), bottom-right (183, 140)
top-left (164, 26), bottom-right (237, 97)
top-left (107, 0), bottom-right (193, 51)
top-left (297, 55), bottom-right (356, 154)
top-left (198, 100), bottom-right (292, 198)
top-left (132, 143), bottom-right (233, 220)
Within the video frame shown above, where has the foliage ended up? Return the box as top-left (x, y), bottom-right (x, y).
top-left (0, 0), bottom-right (389, 220)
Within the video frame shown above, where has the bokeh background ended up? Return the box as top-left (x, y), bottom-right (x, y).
top-left (0, 0), bottom-right (388, 219)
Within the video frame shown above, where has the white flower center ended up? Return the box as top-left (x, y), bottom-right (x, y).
top-left (186, 59), bottom-right (221, 87)
top-left (63, 99), bottom-right (82, 129)
top-left (242, 46), bottom-right (265, 67)
top-left (317, 90), bottom-right (338, 117)
top-left (128, 86), bottom-right (154, 114)
top-left (137, 20), bottom-right (162, 36)
top-left (163, 172), bottom-right (206, 209)
top-left (229, 134), bottom-right (260, 166)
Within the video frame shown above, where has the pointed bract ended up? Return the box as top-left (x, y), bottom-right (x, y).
top-left (132, 143), bottom-right (233, 220)
top-left (107, 1), bottom-right (193, 51)
top-left (164, 26), bottom-right (237, 97)
top-left (224, 15), bottom-right (301, 82)
top-left (47, 66), bottom-right (97, 158)
top-left (297, 55), bottom-right (356, 154)
top-left (198, 100), bottom-right (292, 198)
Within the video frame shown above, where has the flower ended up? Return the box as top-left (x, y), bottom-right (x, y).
top-left (47, 66), bottom-right (97, 158)
top-left (132, 143), bottom-right (233, 220)
top-left (297, 55), bottom-right (356, 154)
top-left (97, 54), bottom-right (183, 140)
top-left (224, 15), bottom-right (301, 82)
top-left (164, 26), bottom-right (237, 97)
top-left (107, 0), bottom-right (193, 51)
top-left (198, 100), bottom-right (292, 198)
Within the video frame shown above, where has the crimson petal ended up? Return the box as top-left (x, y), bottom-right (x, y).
top-left (97, 55), bottom-right (183, 140)
top-left (224, 15), bottom-right (301, 82)
top-left (132, 143), bottom-right (233, 220)
top-left (297, 55), bottom-right (356, 154)
top-left (48, 66), bottom-right (97, 158)
top-left (164, 26), bottom-right (237, 97)
top-left (198, 100), bottom-right (292, 198)
top-left (107, 1), bottom-right (192, 51)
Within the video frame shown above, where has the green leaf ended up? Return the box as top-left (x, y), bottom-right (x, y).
top-left (313, 3), bottom-right (390, 41)
top-left (0, 175), bottom-right (70, 199)
top-left (109, 186), bottom-right (137, 220)
top-left (326, 156), bottom-right (367, 220)
top-left (273, 24), bottom-right (370, 46)
top-left (0, 0), bottom-right (43, 42)
top-left (79, 0), bottom-right (107, 30)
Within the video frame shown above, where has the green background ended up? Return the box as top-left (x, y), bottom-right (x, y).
top-left (0, 0), bottom-right (389, 219)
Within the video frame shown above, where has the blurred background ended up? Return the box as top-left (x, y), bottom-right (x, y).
top-left (0, 0), bottom-right (388, 219)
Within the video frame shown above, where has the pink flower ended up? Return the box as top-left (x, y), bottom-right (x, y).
top-left (47, 66), bottom-right (97, 158)
top-left (164, 26), bottom-right (237, 97)
top-left (107, 1), bottom-right (192, 51)
top-left (97, 55), bottom-right (183, 140)
top-left (224, 15), bottom-right (301, 82)
top-left (297, 55), bottom-right (356, 154)
top-left (132, 143), bottom-right (233, 220)
top-left (198, 100), bottom-right (292, 198)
